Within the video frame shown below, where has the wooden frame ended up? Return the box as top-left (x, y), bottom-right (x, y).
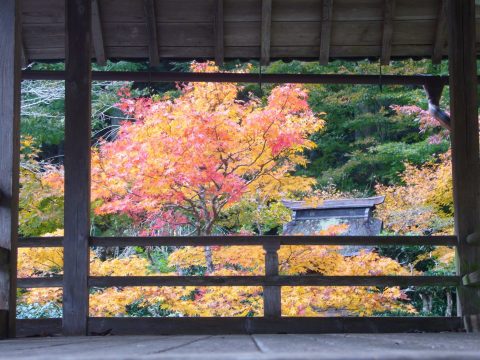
top-left (448, 0), bottom-right (480, 332)
top-left (63, 0), bottom-right (92, 336)
top-left (22, 70), bottom-right (451, 85)
top-left (2, 0), bottom-right (480, 338)
top-left (16, 317), bottom-right (463, 337)
top-left (0, 0), bottom-right (22, 339)
top-left (15, 235), bottom-right (462, 336)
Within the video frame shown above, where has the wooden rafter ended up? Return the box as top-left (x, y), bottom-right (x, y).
top-left (143, 0), bottom-right (160, 67)
top-left (20, 42), bottom-right (28, 69)
top-left (261, 0), bottom-right (272, 66)
top-left (91, 0), bottom-right (106, 66)
top-left (214, 0), bottom-right (224, 66)
top-left (319, 0), bottom-right (333, 65)
top-left (19, 15), bottom-right (28, 69)
top-left (381, 0), bottom-right (396, 65)
top-left (432, 0), bottom-right (448, 65)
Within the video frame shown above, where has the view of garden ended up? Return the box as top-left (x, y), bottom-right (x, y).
top-left (17, 59), bottom-right (456, 320)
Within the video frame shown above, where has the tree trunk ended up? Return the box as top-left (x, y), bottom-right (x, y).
top-left (445, 290), bottom-right (453, 317)
top-left (204, 246), bottom-right (215, 274)
top-left (420, 293), bottom-right (433, 314)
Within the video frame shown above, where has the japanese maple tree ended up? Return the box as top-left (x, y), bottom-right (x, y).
top-left (92, 62), bottom-right (323, 239)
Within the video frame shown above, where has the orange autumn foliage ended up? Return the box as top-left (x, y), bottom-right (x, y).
top-left (90, 62), bottom-right (323, 236)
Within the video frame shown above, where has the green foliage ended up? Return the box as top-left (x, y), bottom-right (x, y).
top-left (16, 302), bottom-right (62, 319)
top-left (125, 300), bottom-right (179, 317)
top-left (219, 200), bottom-right (292, 235)
top-left (316, 140), bottom-right (449, 191)
top-left (255, 59), bottom-right (451, 193)
top-left (19, 138), bottom-right (63, 237)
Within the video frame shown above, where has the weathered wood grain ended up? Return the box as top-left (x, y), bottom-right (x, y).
top-left (0, 0), bottom-right (21, 339)
top-left (18, 237), bottom-right (63, 248)
top-left (91, 316), bottom-right (465, 335)
top-left (87, 235), bottom-right (457, 247)
top-left (22, 71), bottom-right (452, 86)
top-left (260, 0), bottom-right (272, 65)
top-left (88, 275), bottom-right (460, 287)
top-left (214, 0), bottom-right (224, 66)
top-left (319, 0), bottom-right (333, 64)
top-left (143, 0), bottom-right (160, 66)
top-left (448, 0), bottom-right (480, 333)
top-left (432, 0), bottom-right (447, 64)
top-left (462, 269), bottom-right (480, 287)
top-left (17, 277), bottom-right (63, 288)
top-left (91, 0), bottom-right (106, 66)
top-left (380, 0), bottom-right (396, 65)
top-left (263, 242), bottom-right (281, 318)
top-left (17, 317), bottom-right (463, 337)
top-left (17, 234), bottom-right (457, 248)
top-left (63, 0), bottom-right (92, 336)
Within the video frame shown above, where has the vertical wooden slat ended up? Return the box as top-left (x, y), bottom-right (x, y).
top-left (432, 0), bottom-right (448, 65)
top-left (261, 0), bottom-right (272, 66)
top-left (91, 0), bottom-right (106, 66)
top-left (0, 0), bottom-right (21, 339)
top-left (448, 0), bottom-right (480, 333)
top-left (380, 0), bottom-right (396, 65)
top-left (319, 0), bottom-right (333, 65)
top-left (263, 242), bottom-right (281, 318)
top-left (20, 43), bottom-right (28, 69)
top-left (214, 0), bottom-right (224, 66)
top-left (64, 0), bottom-right (92, 336)
top-left (144, 0), bottom-right (160, 67)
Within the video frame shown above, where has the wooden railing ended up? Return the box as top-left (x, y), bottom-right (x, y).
top-left (15, 235), bottom-right (468, 336)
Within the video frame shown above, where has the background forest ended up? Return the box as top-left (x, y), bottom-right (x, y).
top-left (17, 59), bottom-right (457, 319)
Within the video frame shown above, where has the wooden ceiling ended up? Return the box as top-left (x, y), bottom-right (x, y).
top-left (21, 0), bottom-right (480, 66)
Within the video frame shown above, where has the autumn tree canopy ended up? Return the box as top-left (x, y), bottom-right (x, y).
top-left (92, 63), bottom-right (324, 237)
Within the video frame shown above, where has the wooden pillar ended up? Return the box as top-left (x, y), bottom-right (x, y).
top-left (448, 0), bottom-right (480, 332)
top-left (263, 242), bottom-right (281, 318)
top-left (63, 0), bottom-right (92, 336)
top-left (0, 0), bottom-right (22, 339)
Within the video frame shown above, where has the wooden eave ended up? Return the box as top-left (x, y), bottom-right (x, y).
top-left (21, 0), bottom-right (480, 65)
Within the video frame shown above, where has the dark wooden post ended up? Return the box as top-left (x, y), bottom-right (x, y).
top-left (448, 0), bottom-right (480, 332)
top-left (263, 242), bottom-right (281, 318)
top-left (0, 0), bottom-right (22, 338)
top-left (63, 0), bottom-right (92, 336)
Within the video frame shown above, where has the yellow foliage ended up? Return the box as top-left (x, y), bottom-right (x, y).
top-left (376, 152), bottom-right (453, 235)
top-left (19, 223), bottom-right (415, 317)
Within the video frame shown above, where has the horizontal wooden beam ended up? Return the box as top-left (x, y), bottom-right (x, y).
top-left (21, 70), bottom-right (451, 86)
top-left (17, 274), bottom-right (459, 289)
top-left (16, 317), bottom-right (464, 337)
top-left (89, 275), bottom-right (459, 288)
top-left (17, 237), bottom-right (62, 248)
top-left (17, 277), bottom-right (62, 288)
top-left (17, 235), bottom-right (458, 249)
top-left (18, 235), bottom-right (458, 248)
top-left (90, 235), bottom-right (457, 247)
